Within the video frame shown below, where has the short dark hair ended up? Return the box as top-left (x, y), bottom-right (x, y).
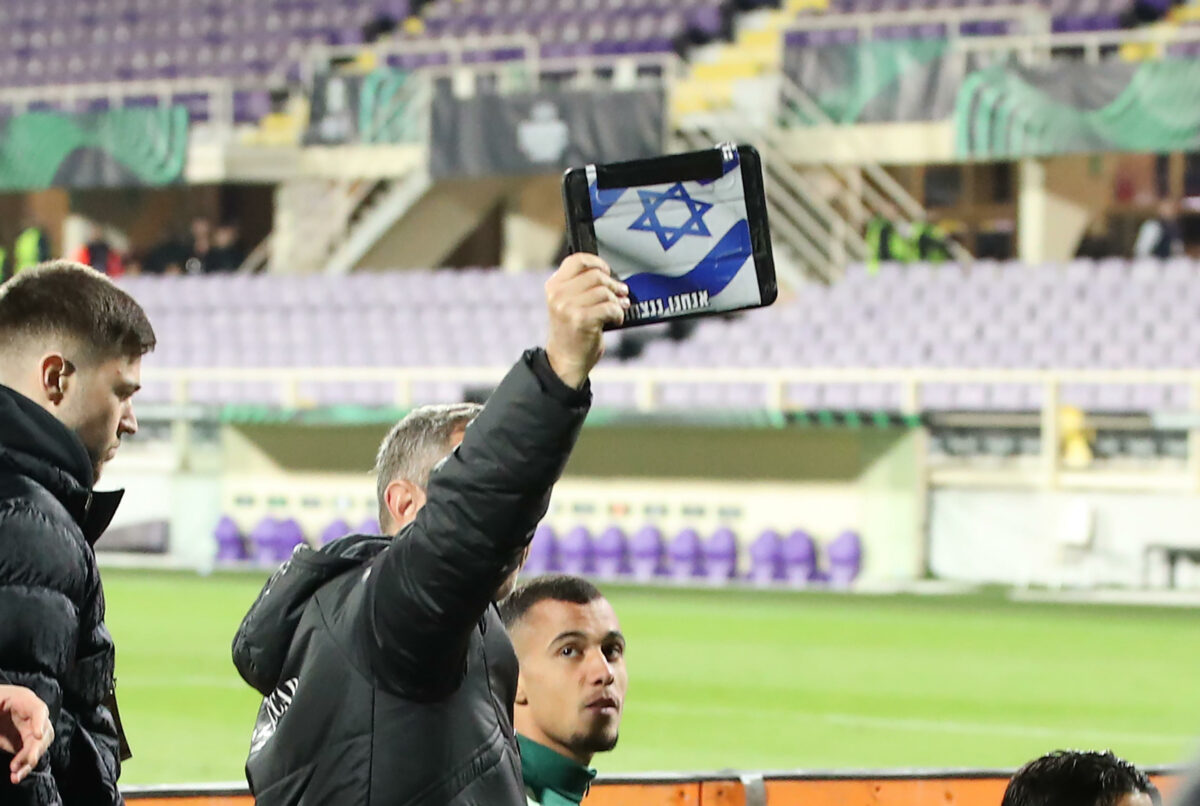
top-left (499, 574), bottom-right (604, 628)
top-left (0, 260), bottom-right (156, 362)
top-left (1003, 751), bottom-right (1160, 806)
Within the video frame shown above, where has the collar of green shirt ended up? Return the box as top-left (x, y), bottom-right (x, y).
top-left (518, 735), bottom-right (597, 806)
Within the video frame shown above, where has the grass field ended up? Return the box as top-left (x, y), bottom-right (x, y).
top-left (102, 570), bottom-right (1200, 785)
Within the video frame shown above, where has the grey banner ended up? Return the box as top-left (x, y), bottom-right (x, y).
top-left (783, 39), bottom-right (1005, 124)
top-left (429, 87), bottom-right (665, 178)
top-left (304, 72), bottom-right (364, 145)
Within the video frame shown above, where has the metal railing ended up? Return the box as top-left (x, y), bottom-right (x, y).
top-left (139, 363), bottom-right (1200, 491)
top-left (307, 35), bottom-right (682, 92)
top-left (951, 23), bottom-right (1200, 64)
top-left (0, 76), bottom-right (274, 133)
top-left (142, 364), bottom-right (1200, 414)
top-left (781, 3), bottom-right (1052, 40)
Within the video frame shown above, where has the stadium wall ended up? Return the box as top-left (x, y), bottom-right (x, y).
top-left (929, 488), bottom-right (1200, 587)
top-left (101, 424), bottom-right (926, 581)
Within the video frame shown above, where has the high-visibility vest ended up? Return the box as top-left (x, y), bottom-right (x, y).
top-left (866, 217), bottom-right (915, 272)
top-left (14, 227), bottom-right (44, 273)
top-left (913, 221), bottom-right (950, 264)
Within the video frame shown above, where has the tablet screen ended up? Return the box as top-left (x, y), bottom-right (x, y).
top-left (585, 145), bottom-right (763, 325)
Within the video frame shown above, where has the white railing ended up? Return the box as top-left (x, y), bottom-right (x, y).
top-left (952, 23), bottom-right (1200, 64)
top-left (307, 35), bottom-right (682, 91)
top-left (0, 76), bottom-right (265, 132)
top-left (780, 2), bottom-right (1200, 65)
top-left (142, 365), bottom-right (1200, 414)
top-left (783, 4), bottom-right (1052, 41)
top-left (140, 364), bottom-right (1200, 491)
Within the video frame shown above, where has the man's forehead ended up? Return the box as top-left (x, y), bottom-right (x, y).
top-left (523, 597), bottom-right (620, 639)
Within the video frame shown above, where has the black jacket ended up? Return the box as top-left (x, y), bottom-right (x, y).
top-left (232, 349), bottom-right (589, 806)
top-left (0, 384), bottom-right (129, 806)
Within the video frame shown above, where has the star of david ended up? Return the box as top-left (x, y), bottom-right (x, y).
top-left (628, 182), bottom-right (713, 250)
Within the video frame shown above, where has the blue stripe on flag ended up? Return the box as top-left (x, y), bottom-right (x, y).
top-left (623, 218), bottom-right (752, 302)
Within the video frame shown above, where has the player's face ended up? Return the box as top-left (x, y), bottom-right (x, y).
top-left (56, 354), bottom-right (141, 483)
top-left (512, 598), bottom-right (627, 765)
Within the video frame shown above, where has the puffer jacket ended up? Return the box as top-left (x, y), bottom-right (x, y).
top-left (232, 348), bottom-right (590, 806)
top-left (0, 383), bottom-right (130, 806)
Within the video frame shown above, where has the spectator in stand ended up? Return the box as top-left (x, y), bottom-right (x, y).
top-left (1134, 199), bottom-right (1184, 259)
top-left (1120, 0), bottom-right (1184, 27)
top-left (185, 216), bottom-right (213, 274)
top-left (913, 216), bottom-right (952, 263)
top-left (73, 226), bottom-right (124, 278)
top-left (12, 221), bottom-right (51, 277)
top-left (1076, 217), bottom-right (1116, 259)
top-left (144, 228), bottom-right (191, 276)
top-left (205, 222), bottom-right (246, 273)
top-left (866, 208), bottom-right (913, 272)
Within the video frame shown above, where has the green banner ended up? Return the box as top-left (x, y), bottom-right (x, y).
top-left (0, 105), bottom-right (189, 190)
top-left (954, 58), bottom-right (1200, 158)
top-left (305, 68), bottom-right (422, 146)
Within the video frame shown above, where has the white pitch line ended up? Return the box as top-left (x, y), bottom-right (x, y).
top-left (637, 703), bottom-right (1192, 746)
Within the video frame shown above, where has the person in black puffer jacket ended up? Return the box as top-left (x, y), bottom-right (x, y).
top-left (0, 261), bottom-right (156, 805)
top-left (232, 253), bottom-right (630, 806)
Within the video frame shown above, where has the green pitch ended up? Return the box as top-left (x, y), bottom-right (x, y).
top-left (103, 570), bottom-right (1200, 786)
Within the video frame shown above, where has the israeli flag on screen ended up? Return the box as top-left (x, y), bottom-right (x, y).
top-left (587, 146), bottom-right (761, 323)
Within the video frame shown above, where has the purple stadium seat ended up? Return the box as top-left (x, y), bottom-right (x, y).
top-left (594, 526), bottom-right (630, 580)
top-left (668, 528), bottom-right (704, 581)
top-left (320, 518), bottom-right (351, 545)
top-left (524, 524), bottom-right (559, 576)
top-left (214, 516), bottom-right (247, 562)
top-left (827, 530), bottom-right (863, 589)
top-left (559, 526), bottom-right (595, 576)
top-left (748, 529), bottom-right (784, 586)
top-left (783, 529), bottom-right (819, 587)
top-left (358, 516), bottom-right (382, 536)
top-left (249, 517), bottom-right (279, 565)
top-left (703, 527), bottom-right (738, 584)
top-left (629, 525), bottom-right (665, 582)
top-left (273, 518), bottom-right (307, 561)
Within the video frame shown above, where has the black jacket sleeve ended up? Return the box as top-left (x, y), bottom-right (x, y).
top-left (0, 500), bottom-right (75, 805)
top-left (361, 348), bottom-right (589, 698)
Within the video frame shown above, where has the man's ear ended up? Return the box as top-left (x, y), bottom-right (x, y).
top-left (383, 478), bottom-right (423, 530)
top-left (40, 354), bottom-right (72, 405)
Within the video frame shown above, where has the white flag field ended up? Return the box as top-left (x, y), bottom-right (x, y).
top-left (586, 149), bottom-right (762, 323)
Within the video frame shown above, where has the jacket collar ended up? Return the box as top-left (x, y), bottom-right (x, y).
top-left (0, 383), bottom-right (123, 544)
top-left (518, 735), bottom-right (596, 806)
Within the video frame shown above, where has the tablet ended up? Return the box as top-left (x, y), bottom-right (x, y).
top-left (562, 143), bottom-right (777, 329)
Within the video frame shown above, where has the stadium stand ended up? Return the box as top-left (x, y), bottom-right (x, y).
top-left (118, 256), bottom-right (1200, 415)
top-left (0, 0), bottom-right (392, 88)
